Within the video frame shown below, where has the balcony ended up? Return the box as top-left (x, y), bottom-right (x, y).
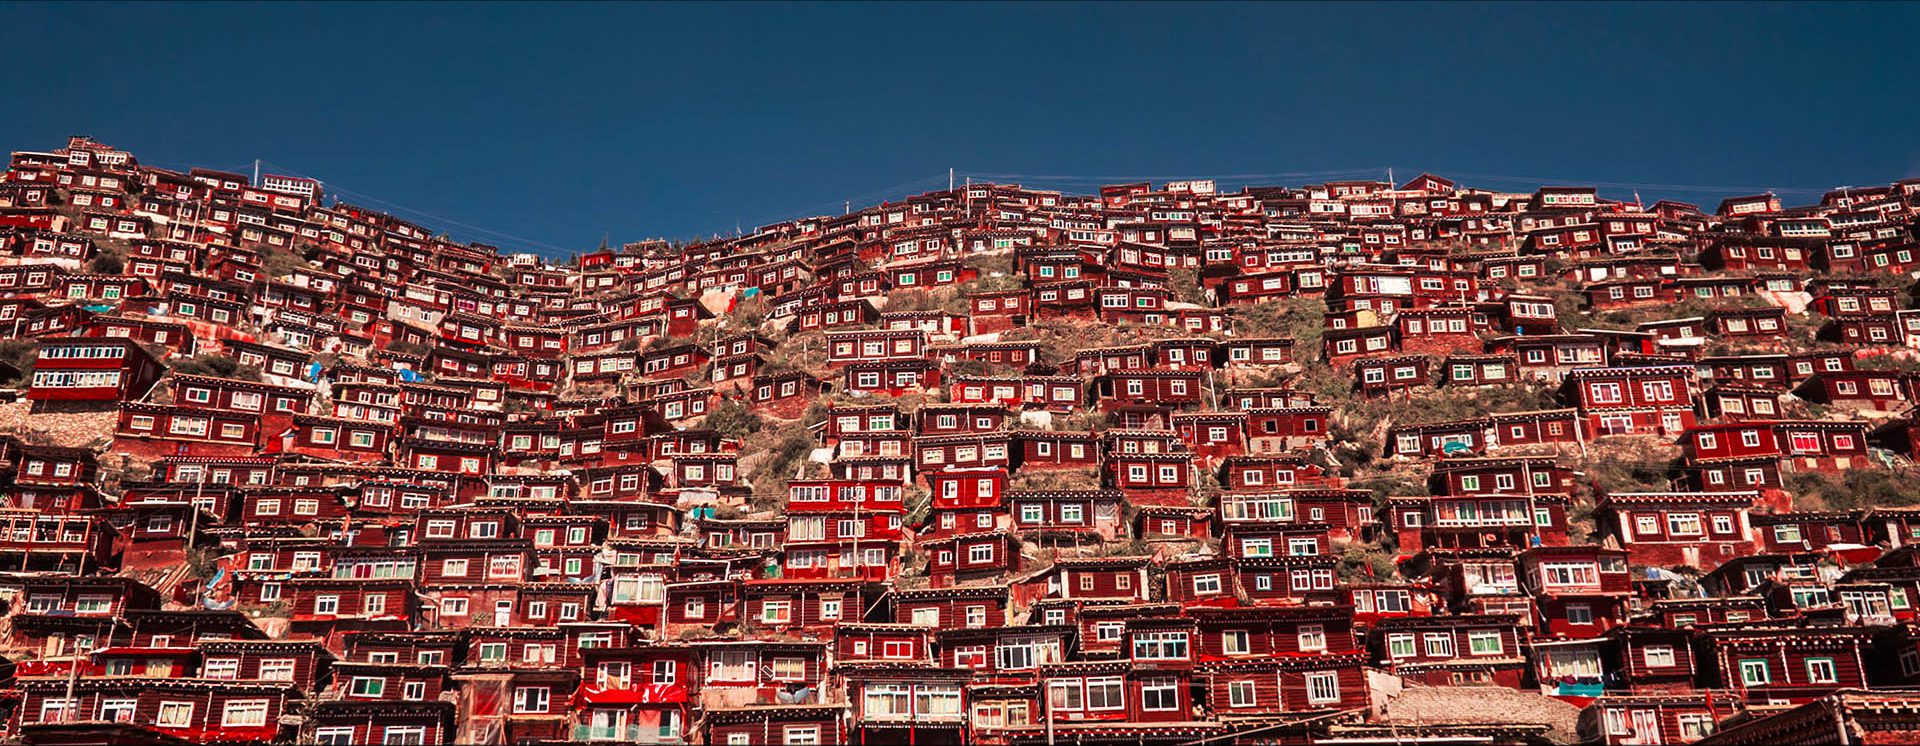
top-left (572, 724), bottom-right (684, 744)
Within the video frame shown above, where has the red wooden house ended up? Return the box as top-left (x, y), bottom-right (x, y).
top-left (1354, 354), bottom-right (1431, 397)
top-left (1093, 370), bottom-right (1207, 412)
top-left (1190, 605), bottom-right (1369, 714)
top-left (1594, 491), bottom-right (1763, 570)
top-left (1244, 406), bottom-right (1331, 453)
top-left (28, 337), bottom-right (165, 404)
top-left (1562, 365), bottom-right (1698, 437)
top-left (1791, 370), bottom-right (1912, 412)
top-left (705, 705), bottom-right (845, 746)
top-left (841, 665), bottom-right (969, 744)
top-left (1516, 545), bottom-right (1632, 640)
top-left (923, 530), bottom-right (1018, 587)
top-left (967, 289), bottom-right (1031, 334)
top-left (1369, 613), bottom-right (1529, 688)
top-left (1700, 623), bottom-right (1872, 705)
top-left (1019, 556), bottom-right (1154, 606)
top-left (892, 584), bottom-right (1008, 629)
top-left (1104, 452), bottom-right (1191, 504)
top-left (1585, 694), bottom-right (1733, 746)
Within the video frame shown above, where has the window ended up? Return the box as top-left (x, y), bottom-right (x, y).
top-left (1678, 714), bottom-right (1715, 740)
top-left (1047, 680), bottom-right (1084, 711)
top-left (1133, 631), bottom-right (1189, 660)
top-left (259, 659), bottom-right (296, 681)
top-left (513, 686), bottom-right (551, 714)
top-left (204, 658), bottom-right (240, 679)
top-left (1806, 657), bottom-right (1838, 684)
top-left (1306, 672), bottom-right (1341, 704)
top-left (1082, 677), bottom-right (1124, 710)
top-left (1228, 680), bottom-right (1257, 708)
top-left (157, 701), bottom-right (194, 727)
top-left (996, 636), bottom-right (1061, 670)
top-left (1140, 678), bottom-right (1180, 711)
top-left (1566, 603), bottom-right (1595, 625)
top-left (1222, 629), bottom-right (1250, 655)
top-left (1614, 644), bottom-right (1668, 672)
top-left (1739, 659), bottom-right (1770, 686)
top-left (1468, 630), bottom-right (1503, 655)
top-left (1423, 633), bottom-right (1455, 657)
top-left (98, 698), bottom-right (137, 723)
top-left (1298, 624), bottom-right (1327, 652)
top-left (351, 676), bottom-right (386, 697)
top-left (221, 700), bottom-right (269, 727)
top-left (1388, 634), bottom-right (1416, 658)
top-left (771, 657), bottom-right (806, 680)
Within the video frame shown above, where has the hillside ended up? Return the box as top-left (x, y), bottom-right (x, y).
top-left (1, 136), bottom-right (1920, 743)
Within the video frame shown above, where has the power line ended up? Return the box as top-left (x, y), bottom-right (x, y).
top-left (960, 168), bottom-right (1390, 183)
top-left (724, 175), bottom-right (953, 233)
top-left (1437, 170), bottom-right (1837, 196)
top-left (954, 167), bottom-right (1858, 198)
top-left (255, 160), bottom-right (578, 255)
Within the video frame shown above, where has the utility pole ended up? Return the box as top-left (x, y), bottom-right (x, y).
top-left (61, 640), bottom-right (79, 722)
top-left (949, 167), bottom-right (955, 193)
top-left (1045, 679), bottom-right (1055, 746)
top-left (252, 159), bottom-right (260, 186)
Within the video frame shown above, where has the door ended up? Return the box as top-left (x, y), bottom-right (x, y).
top-left (1681, 546), bottom-right (1700, 568)
top-left (494, 600), bottom-right (513, 626)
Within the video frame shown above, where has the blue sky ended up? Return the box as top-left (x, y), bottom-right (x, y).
top-left (3, 2), bottom-right (1917, 255)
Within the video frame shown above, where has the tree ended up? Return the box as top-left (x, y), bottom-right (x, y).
top-left (385, 340), bottom-right (431, 357)
top-left (0, 339), bottom-right (36, 384)
top-left (1167, 267), bottom-right (1213, 306)
top-left (169, 354), bottom-right (263, 382)
top-left (703, 399), bottom-right (763, 439)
